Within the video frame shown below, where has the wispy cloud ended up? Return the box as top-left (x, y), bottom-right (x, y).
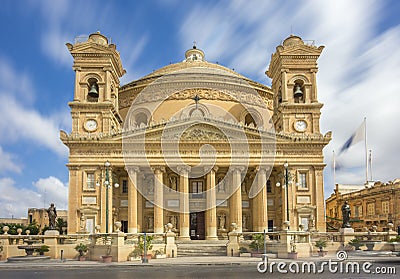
top-left (0, 176), bottom-right (68, 218)
top-left (0, 146), bottom-right (22, 174)
top-left (178, 0), bottom-right (399, 194)
top-left (0, 60), bottom-right (68, 156)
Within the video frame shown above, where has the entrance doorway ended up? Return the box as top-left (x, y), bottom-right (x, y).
top-left (190, 212), bottom-right (205, 240)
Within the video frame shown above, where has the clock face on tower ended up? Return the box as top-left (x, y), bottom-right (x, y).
top-left (294, 120), bottom-right (307, 132)
top-left (84, 119), bottom-right (98, 132)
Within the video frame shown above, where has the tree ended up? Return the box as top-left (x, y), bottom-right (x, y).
top-left (25, 221), bottom-right (40, 235)
top-left (55, 218), bottom-right (67, 234)
top-left (249, 234), bottom-right (265, 253)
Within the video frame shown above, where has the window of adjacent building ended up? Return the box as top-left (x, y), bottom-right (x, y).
top-left (382, 201), bottom-right (389, 214)
top-left (367, 203), bottom-right (375, 216)
top-left (86, 172), bottom-right (95, 189)
top-left (122, 179), bottom-right (128, 194)
top-left (355, 205), bottom-right (363, 217)
top-left (298, 172), bottom-right (307, 188)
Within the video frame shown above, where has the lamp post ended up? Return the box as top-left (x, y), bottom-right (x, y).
top-left (96, 161), bottom-right (119, 234)
top-left (276, 161), bottom-right (290, 229)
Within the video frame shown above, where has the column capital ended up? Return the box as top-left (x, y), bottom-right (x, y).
top-left (230, 166), bottom-right (246, 174)
top-left (126, 166), bottom-right (140, 173)
top-left (177, 165), bottom-right (191, 175)
top-left (204, 165), bottom-right (219, 174)
top-left (67, 164), bottom-right (80, 171)
top-left (256, 165), bottom-right (271, 174)
top-left (151, 166), bottom-right (166, 174)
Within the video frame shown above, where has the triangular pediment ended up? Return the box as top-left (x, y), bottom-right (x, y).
top-left (122, 116), bottom-right (277, 143)
top-left (280, 44), bottom-right (324, 56)
top-left (70, 43), bottom-right (114, 55)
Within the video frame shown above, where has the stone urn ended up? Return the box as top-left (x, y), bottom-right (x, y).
top-left (25, 230), bottom-right (30, 235)
top-left (283, 221), bottom-right (290, 230)
top-left (2, 226), bottom-right (9, 235)
top-left (114, 221), bottom-right (122, 232)
top-left (166, 223), bottom-right (173, 233)
top-left (17, 228), bottom-right (22, 235)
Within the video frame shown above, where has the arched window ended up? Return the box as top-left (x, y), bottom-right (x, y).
top-left (135, 112), bottom-right (148, 126)
top-left (244, 113), bottom-right (256, 127)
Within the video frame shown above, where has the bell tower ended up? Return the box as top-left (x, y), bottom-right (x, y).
top-left (66, 32), bottom-right (126, 135)
top-left (266, 35), bottom-right (324, 135)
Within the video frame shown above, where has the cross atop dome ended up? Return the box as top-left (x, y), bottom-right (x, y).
top-left (185, 43), bottom-right (205, 62)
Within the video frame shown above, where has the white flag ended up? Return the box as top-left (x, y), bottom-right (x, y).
top-left (339, 120), bottom-right (365, 155)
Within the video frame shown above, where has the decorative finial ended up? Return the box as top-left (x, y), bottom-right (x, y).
top-left (192, 94), bottom-right (200, 109)
top-left (193, 41), bottom-right (197, 49)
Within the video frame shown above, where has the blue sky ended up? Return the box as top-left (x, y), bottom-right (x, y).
top-left (0, 0), bottom-right (399, 218)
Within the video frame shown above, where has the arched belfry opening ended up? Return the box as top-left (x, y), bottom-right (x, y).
top-left (293, 80), bottom-right (305, 103)
top-left (87, 78), bottom-right (99, 101)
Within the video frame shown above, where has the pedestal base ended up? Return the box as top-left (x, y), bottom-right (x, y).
top-left (44, 230), bottom-right (60, 236)
top-left (339, 228), bottom-right (354, 234)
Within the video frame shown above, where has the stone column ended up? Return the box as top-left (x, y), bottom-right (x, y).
top-left (206, 167), bottom-right (218, 240)
top-left (229, 167), bottom-right (243, 233)
top-left (127, 167), bottom-right (139, 233)
top-left (282, 70), bottom-right (288, 102)
top-left (137, 174), bottom-right (144, 232)
top-left (314, 167), bottom-right (325, 231)
top-left (100, 167), bottom-right (114, 234)
top-left (178, 165), bottom-right (190, 240)
top-left (310, 69), bottom-right (318, 102)
top-left (153, 167), bottom-right (165, 234)
top-left (254, 167), bottom-right (268, 232)
top-left (67, 166), bottom-right (79, 234)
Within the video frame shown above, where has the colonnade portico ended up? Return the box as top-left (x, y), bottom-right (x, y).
top-left (122, 164), bottom-right (270, 239)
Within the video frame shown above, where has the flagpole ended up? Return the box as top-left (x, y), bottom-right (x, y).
top-left (369, 149), bottom-right (372, 182)
top-left (364, 117), bottom-right (368, 184)
top-left (333, 150), bottom-right (336, 187)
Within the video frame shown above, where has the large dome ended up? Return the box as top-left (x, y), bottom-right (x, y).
top-left (118, 46), bottom-right (274, 122)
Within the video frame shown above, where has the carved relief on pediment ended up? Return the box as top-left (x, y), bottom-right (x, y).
top-left (180, 128), bottom-right (227, 141)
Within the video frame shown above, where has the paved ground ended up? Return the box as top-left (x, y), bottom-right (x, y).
top-left (0, 252), bottom-right (398, 279)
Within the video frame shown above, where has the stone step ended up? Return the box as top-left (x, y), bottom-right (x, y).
top-left (177, 242), bottom-right (227, 257)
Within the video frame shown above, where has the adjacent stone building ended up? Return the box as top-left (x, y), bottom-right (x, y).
top-left (27, 208), bottom-right (68, 232)
top-left (326, 179), bottom-right (400, 232)
top-left (61, 32), bottom-right (330, 237)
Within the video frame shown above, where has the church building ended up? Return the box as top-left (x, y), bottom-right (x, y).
top-left (61, 32), bottom-right (331, 238)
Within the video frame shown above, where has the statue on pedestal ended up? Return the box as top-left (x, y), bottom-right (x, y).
top-left (342, 201), bottom-right (351, 228)
top-left (47, 203), bottom-right (57, 230)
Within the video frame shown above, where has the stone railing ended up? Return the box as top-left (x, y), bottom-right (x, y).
top-left (225, 227), bottom-right (399, 259)
top-left (0, 230), bottom-right (177, 262)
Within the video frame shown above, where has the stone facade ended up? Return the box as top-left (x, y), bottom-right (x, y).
top-left (61, 32), bottom-right (330, 237)
top-left (27, 208), bottom-right (68, 232)
top-left (326, 179), bottom-right (400, 232)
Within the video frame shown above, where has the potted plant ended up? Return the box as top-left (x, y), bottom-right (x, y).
top-left (101, 245), bottom-right (113, 263)
top-left (74, 243), bottom-right (88, 261)
top-left (35, 245), bottom-right (50, 256)
top-left (348, 238), bottom-right (364, 251)
top-left (315, 240), bottom-right (327, 257)
top-left (128, 247), bottom-right (142, 261)
top-left (249, 234), bottom-right (264, 257)
top-left (389, 235), bottom-right (400, 256)
top-left (154, 248), bottom-right (166, 259)
top-left (138, 234), bottom-right (153, 260)
top-left (239, 247), bottom-right (251, 257)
